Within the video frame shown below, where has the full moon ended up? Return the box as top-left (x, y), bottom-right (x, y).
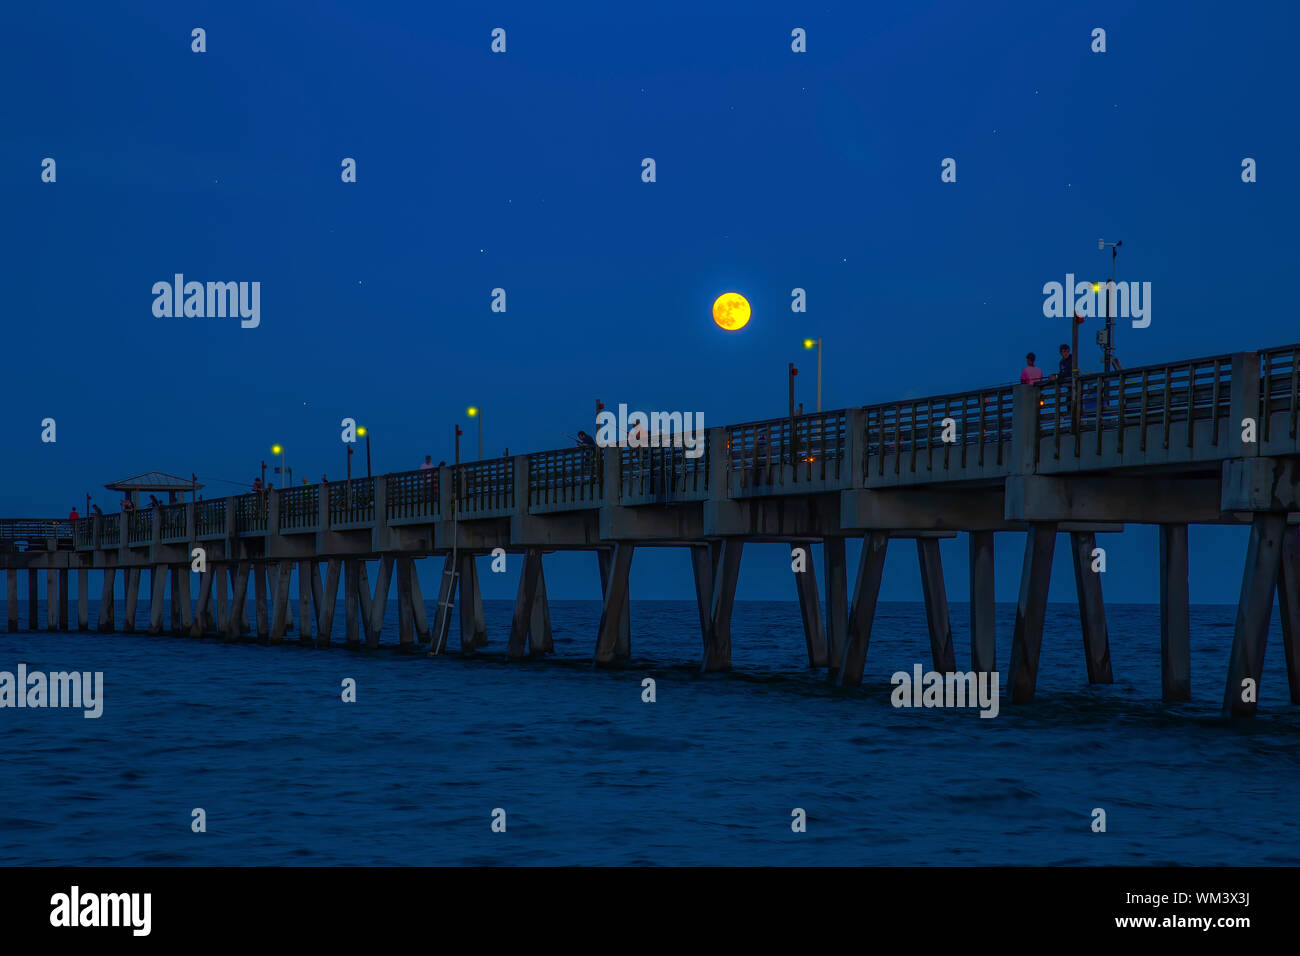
top-left (712, 292), bottom-right (751, 331)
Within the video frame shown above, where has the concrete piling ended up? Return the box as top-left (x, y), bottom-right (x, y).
top-left (528, 559), bottom-right (552, 654)
top-left (123, 568), bottom-right (140, 633)
top-left (77, 567), bottom-right (89, 631)
top-left (702, 539), bottom-right (742, 672)
top-left (149, 566), bottom-right (165, 635)
top-left (1277, 527), bottom-right (1300, 705)
top-left (6, 570), bottom-right (17, 632)
top-left (1158, 524), bottom-right (1191, 701)
top-left (968, 531), bottom-right (996, 675)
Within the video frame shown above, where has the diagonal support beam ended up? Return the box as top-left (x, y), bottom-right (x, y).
top-left (507, 549), bottom-right (544, 660)
top-left (793, 541), bottom-right (827, 668)
top-left (594, 544), bottom-right (635, 665)
top-left (1223, 513), bottom-right (1286, 719)
top-left (598, 548), bottom-right (631, 659)
top-left (838, 531), bottom-right (889, 686)
top-left (1070, 530), bottom-right (1113, 684)
top-left (1008, 523), bottom-right (1057, 704)
top-left (917, 538), bottom-right (956, 673)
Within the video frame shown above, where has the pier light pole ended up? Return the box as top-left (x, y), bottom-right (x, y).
top-left (357, 426), bottom-right (371, 478)
top-left (454, 424), bottom-right (462, 465)
top-left (271, 445), bottom-right (286, 488)
top-left (802, 338), bottom-right (822, 412)
top-left (467, 407), bottom-right (482, 459)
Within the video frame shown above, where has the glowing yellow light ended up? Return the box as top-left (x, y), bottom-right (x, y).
top-left (803, 338), bottom-right (816, 349)
top-left (712, 292), bottom-right (751, 331)
top-left (271, 444), bottom-right (282, 455)
top-left (1092, 282), bottom-right (1100, 293)
top-left (467, 407), bottom-right (479, 417)
top-left (357, 427), bottom-right (367, 437)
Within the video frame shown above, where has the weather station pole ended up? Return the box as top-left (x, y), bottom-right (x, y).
top-left (1099, 238), bottom-right (1121, 371)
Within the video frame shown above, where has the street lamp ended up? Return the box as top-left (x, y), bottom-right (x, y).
top-left (357, 426), bottom-right (371, 478)
top-left (271, 444), bottom-right (287, 488)
top-left (802, 337), bottom-right (822, 412)
top-left (466, 407), bottom-right (482, 459)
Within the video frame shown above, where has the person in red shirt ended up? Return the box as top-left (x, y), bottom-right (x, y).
top-left (68, 507), bottom-right (80, 521)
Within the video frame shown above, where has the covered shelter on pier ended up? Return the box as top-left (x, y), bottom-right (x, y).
top-left (104, 471), bottom-right (204, 509)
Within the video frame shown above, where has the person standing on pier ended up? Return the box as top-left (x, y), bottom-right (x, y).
top-left (68, 507), bottom-right (80, 522)
top-left (1020, 352), bottom-right (1043, 385)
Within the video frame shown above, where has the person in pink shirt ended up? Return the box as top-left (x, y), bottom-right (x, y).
top-left (1020, 352), bottom-right (1043, 385)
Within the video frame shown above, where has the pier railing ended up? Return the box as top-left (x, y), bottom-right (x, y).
top-left (127, 509), bottom-right (153, 545)
top-left (99, 514), bottom-right (121, 548)
top-left (728, 410), bottom-right (848, 491)
top-left (386, 468), bottom-right (440, 522)
top-left (529, 447), bottom-right (602, 511)
top-left (621, 441), bottom-right (709, 502)
top-left (862, 386), bottom-right (1015, 485)
top-left (279, 485), bottom-right (320, 532)
top-left (329, 478), bottom-right (374, 527)
top-left (234, 494), bottom-right (268, 534)
top-left (454, 458), bottom-right (514, 517)
top-left (1261, 344), bottom-right (1300, 451)
top-left (75, 519), bottom-right (94, 548)
top-left (160, 503), bottom-right (187, 542)
top-left (1037, 353), bottom-right (1234, 466)
top-left (0, 519), bottom-right (71, 551)
top-left (196, 499), bottom-right (226, 538)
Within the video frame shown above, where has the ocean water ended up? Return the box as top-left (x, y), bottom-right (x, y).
top-left (0, 599), bottom-right (1297, 866)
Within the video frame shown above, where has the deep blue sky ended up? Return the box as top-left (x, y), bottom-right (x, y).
top-left (4, 1), bottom-right (1298, 603)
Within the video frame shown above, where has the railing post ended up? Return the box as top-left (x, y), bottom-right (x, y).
top-left (373, 477), bottom-right (387, 525)
top-left (845, 408), bottom-right (866, 488)
top-left (601, 445), bottom-right (621, 507)
top-left (708, 426), bottom-right (730, 497)
top-left (1229, 351), bottom-right (1261, 458)
top-left (514, 455), bottom-right (530, 515)
top-left (185, 502), bottom-right (196, 542)
top-left (437, 466), bottom-right (453, 519)
top-left (118, 511), bottom-right (128, 560)
top-left (92, 514), bottom-right (103, 550)
top-left (318, 484), bottom-right (330, 530)
top-left (224, 496), bottom-right (237, 544)
top-left (268, 488), bottom-right (281, 536)
top-left (1011, 384), bottom-right (1039, 475)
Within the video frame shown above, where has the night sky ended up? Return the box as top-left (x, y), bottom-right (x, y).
top-left (4, 0), bottom-right (1298, 602)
